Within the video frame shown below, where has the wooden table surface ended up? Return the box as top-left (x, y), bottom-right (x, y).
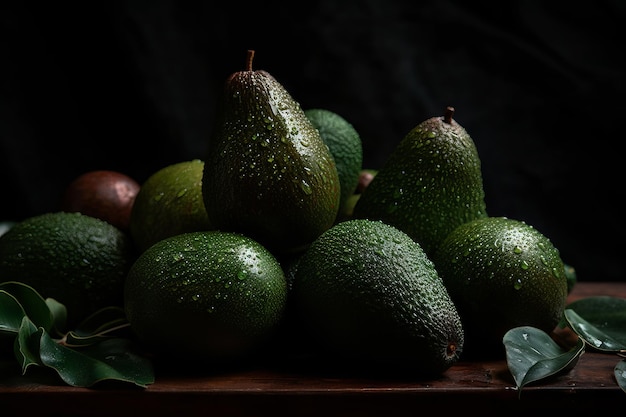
top-left (1, 281), bottom-right (625, 416)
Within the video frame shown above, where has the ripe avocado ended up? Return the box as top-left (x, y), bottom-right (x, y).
top-left (304, 108), bottom-right (363, 220)
top-left (433, 216), bottom-right (568, 357)
top-left (202, 51), bottom-right (340, 255)
top-left (353, 107), bottom-right (487, 257)
top-left (0, 212), bottom-right (135, 328)
top-left (292, 219), bottom-right (464, 376)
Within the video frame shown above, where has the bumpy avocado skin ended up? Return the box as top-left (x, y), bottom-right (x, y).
top-left (353, 109), bottom-right (487, 258)
top-left (304, 108), bottom-right (363, 219)
top-left (433, 216), bottom-right (568, 357)
top-left (293, 219), bottom-right (464, 376)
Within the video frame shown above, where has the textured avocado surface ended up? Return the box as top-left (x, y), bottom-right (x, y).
top-left (292, 219), bottom-right (464, 376)
top-left (353, 107), bottom-right (487, 258)
top-left (433, 216), bottom-right (568, 357)
top-left (305, 108), bottom-right (363, 219)
top-left (0, 211), bottom-right (135, 327)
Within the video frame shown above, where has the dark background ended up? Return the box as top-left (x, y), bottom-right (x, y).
top-left (1, 1), bottom-right (624, 282)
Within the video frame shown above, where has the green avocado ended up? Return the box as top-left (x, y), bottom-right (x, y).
top-left (202, 50), bottom-right (340, 255)
top-left (432, 216), bottom-right (568, 357)
top-left (304, 108), bottom-right (363, 220)
top-left (292, 219), bottom-right (464, 376)
top-left (0, 212), bottom-right (135, 329)
top-left (352, 107), bottom-right (487, 257)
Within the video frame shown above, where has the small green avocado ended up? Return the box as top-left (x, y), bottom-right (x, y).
top-left (304, 108), bottom-right (363, 220)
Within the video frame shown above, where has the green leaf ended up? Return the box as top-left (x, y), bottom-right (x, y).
top-left (616, 360), bottom-right (626, 393)
top-left (45, 297), bottom-right (68, 335)
top-left (1, 282), bottom-right (154, 388)
top-left (0, 290), bottom-right (27, 336)
top-left (0, 281), bottom-right (54, 332)
top-left (15, 316), bottom-right (43, 372)
top-left (63, 306), bottom-right (131, 348)
top-left (74, 306), bottom-right (128, 334)
top-left (34, 331), bottom-right (155, 388)
top-left (503, 326), bottom-right (585, 392)
top-left (563, 296), bottom-right (626, 352)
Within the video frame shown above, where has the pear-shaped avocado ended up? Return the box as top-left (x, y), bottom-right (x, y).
top-left (352, 107), bottom-right (487, 257)
top-left (202, 50), bottom-right (340, 255)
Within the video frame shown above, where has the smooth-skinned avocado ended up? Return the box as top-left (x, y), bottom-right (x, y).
top-left (202, 50), bottom-right (340, 255)
top-left (353, 107), bottom-right (487, 258)
top-left (124, 230), bottom-right (287, 366)
top-left (130, 159), bottom-right (211, 253)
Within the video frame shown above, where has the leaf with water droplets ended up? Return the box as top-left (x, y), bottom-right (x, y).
top-left (503, 326), bottom-right (584, 392)
top-left (562, 296), bottom-right (626, 352)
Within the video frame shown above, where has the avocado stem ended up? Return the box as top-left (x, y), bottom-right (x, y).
top-left (246, 50), bottom-right (255, 71)
top-left (444, 106), bottom-right (455, 124)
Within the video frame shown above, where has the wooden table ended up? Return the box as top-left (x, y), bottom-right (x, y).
top-left (2, 282), bottom-right (625, 416)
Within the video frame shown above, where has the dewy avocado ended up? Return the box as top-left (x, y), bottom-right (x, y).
top-left (202, 50), bottom-right (340, 255)
top-left (433, 216), bottom-right (568, 357)
top-left (292, 219), bottom-right (464, 376)
top-left (0, 211), bottom-right (135, 328)
top-left (304, 108), bottom-right (363, 221)
top-left (353, 107), bottom-right (487, 258)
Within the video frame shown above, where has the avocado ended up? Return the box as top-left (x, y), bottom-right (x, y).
top-left (130, 159), bottom-right (211, 253)
top-left (304, 108), bottom-right (363, 221)
top-left (433, 216), bottom-right (568, 357)
top-left (0, 212), bottom-right (135, 329)
top-left (124, 230), bottom-right (287, 365)
top-left (292, 218), bottom-right (464, 376)
top-left (352, 107), bottom-right (487, 257)
top-left (202, 50), bottom-right (340, 255)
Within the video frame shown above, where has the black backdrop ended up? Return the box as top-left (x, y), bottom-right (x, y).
top-left (1, 1), bottom-right (624, 282)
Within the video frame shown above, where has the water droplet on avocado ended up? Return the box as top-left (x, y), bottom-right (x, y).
top-left (300, 180), bottom-right (312, 195)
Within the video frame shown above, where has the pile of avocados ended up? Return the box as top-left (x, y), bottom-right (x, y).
top-left (201, 50), bottom-right (569, 368)
top-left (0, 49), bottom-right (571, 379)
